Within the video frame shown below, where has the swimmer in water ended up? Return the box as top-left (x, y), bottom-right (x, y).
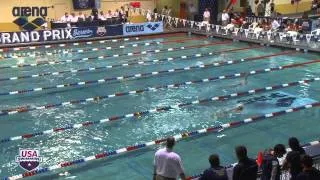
top-left (212, 103), bottom-right (245, 120)
top-left (227, 73), bottom-right (249, 88)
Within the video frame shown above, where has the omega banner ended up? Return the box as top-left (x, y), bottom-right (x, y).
top-left (0, 25), bottom-right (123, 44)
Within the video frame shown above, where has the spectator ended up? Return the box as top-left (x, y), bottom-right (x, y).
top-left (153, 137), bottom-right (186, 180)
top-left (233, 145), bottom-right (258, 180)
top-left (106, 10), bottom-right (112, 19)
top-left (203, 8), bottom-right (211, 23)
top-left (188, 3), bottom-right (197, 21)
top-left (98, 11), bottom-right (106, 20)
top-left (70, 13), bottom-right (78, 23)
top-left (60, 12), bottom-right (71, 22)
top-left (257, 2), bottom-right (265, 16)
top-left (297, 155), bottom-right (320, 180)
top-left (161, 6), bottom-right (168, 15)
top-left (153, 8), bottom-right (158, 21)
top-left (146, 10), bottom-right (152, 22)
top-left (84, 13), bottom-right (92, 22)
top-left (199, 154), bottom-right (228, 180)
top-left (167, 7), bottom-right (173, 16)
top-left (283, 137), bottom-right (306, 180)
top-left (113, 9), bottom-right (119, 18)
top-left (261, 144), bottom-right (287, 180)
top-left (77, 12), bottom-right (85, 22)
top-left (312, 0), bottom-right (318, 15)
top-left (221, 10), bottom-right (230, 26)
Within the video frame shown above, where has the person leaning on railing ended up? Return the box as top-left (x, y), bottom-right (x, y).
top-left (199, 154), bottom-right (228, 180)
top-left (233, 145), bottom-right (258, 180)
top-left (261, 144), bottom-right (287, 180)
top-left (282, 137), bottom-right (306, 180)
top-left (296, 155), bottom-right (320, 180)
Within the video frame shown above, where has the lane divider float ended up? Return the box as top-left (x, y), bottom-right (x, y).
top-left (0, 32), bottom-right (187, 53)
top-left (0, 40), bottom-right (232, 67)
top-left (4, 102), bottom-right (320, 180)
top-left (1, 77), bottom-right (318, 143)
top-left (0, 45), bottom-right (261, 82)
top-left (0, 50), bottom-right (294, 97)
top-left (3, 36), bottom-right (208, 58)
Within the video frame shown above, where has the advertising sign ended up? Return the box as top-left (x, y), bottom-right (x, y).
top-left (123, 22), bottom-right (163, 36)
top-left (0, 25), bottom-right (122, 44)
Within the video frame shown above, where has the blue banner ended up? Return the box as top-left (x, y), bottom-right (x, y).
top-left (123, 22), bottom-right (163, 36)
top-left (106, 24), bottom-right (123, 36)
top-left (0, 25), bottom-right (122, 44)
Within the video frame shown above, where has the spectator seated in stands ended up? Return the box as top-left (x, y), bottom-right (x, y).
top-left (283, 137), bottom-right (306, 180)
top-left (203, 8), bottom-right (211, 23)
top-left (297, 155), bottom-right (320, 180)
top-left (113, 9), bottom-right (119, 18)
top-left (221, 9), bottom-right (230, 26)
top-left (231, 14), bottom-right (244, 28)
top-left (261, 144), bottom-right (287, 180)
top-left (106, 10), bottom-right (113, 19)
top-left (70, 13), bottom-right (78, 23)
top-left (99, 11), bottom-right (106, 21)
top-left (84, 13), bottom-right (92, 22)
top-left (146, 9), bottom-right (152, 22)
top-left (60, 12), bottom-right (71, 22)
top-left (261, 19), bottom-right (271, 31)
top-left (77, 12), bottom-right (85, 22)
top-left (233, 145), bottom-right (258, 180)
top-left (199, 154), bottom-right (228, 180)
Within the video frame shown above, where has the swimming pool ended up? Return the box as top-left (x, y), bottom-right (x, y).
top-left (0, 32), bottom-right (320, 180)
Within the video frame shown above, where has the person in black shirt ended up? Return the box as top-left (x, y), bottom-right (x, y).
top-left (200, 154), bottom-right (228, 180)
top-left (233, 145), bottom-right (258, 180)
top-left (297, 155), bottom-right (320, 180)
top-left (283, 137), bottom-right (306, 180)
top-left (261, 144), bottom-right (287, 180)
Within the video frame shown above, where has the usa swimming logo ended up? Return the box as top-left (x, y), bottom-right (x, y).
top-left (16, 149), bottom-right (42, 171)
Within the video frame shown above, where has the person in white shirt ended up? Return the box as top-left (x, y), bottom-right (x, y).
top-left (153, 137), bottom-right (186, 180)
top-left (113, 9), bottom-right (119, 18)
top-left (78, 12), bottom-right (85, 22)
top-left (99, 11), bottom-right (106, 20)
top-left (271, 19), bottom-right (280, 31)
top-left (70, 13), bottom-right (78, 23)
top-left (167, 7), bottom-right (172, 16)
top-left (106, 10), bottom-right (113, 19)
top-left (221, 9), bottom-right (230, 26)
top-left (161, 6), bottom-right (168, 15)
top-left (60, 12), bottom-right (71, 22)
top-left (146, 10), bottom-right (152, 22)
top-left (203, 8), bottom-right (211, 23)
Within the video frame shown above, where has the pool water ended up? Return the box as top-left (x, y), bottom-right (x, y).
top-left (0, 33), bottom-right (320, 180)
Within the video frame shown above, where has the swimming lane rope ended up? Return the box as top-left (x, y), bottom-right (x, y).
top-left (4, 102), bottom-right (320, 180)
top-left (0, 50), bottom-right (293, 97)
top-left (1, 77), bottom-right (318, 143)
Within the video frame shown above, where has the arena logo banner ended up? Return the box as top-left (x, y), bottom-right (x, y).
top-left (0, 26), bottom-right (110, 44)
top-left (123, 22), bottom-right (163, 36)
top-left (12, 6), bottom-right (50, 31)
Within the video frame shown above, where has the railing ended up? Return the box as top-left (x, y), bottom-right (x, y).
top-left (130, 7), bottom-right (320, 51)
